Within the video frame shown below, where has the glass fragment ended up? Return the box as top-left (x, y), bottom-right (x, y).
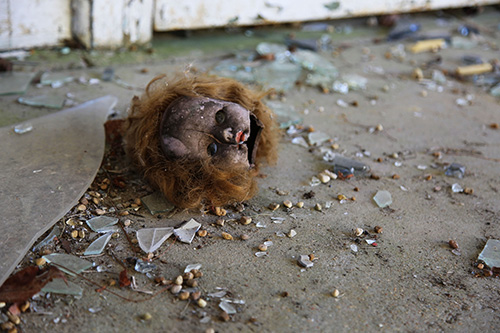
top-left (43, 253), bottom-right (92, 275)
top-left (0, 72), bottom-right (35, 95)
top-left (134, 259), bottom-right (156, 273)
top-left (184, 263), bottom-right (202, 273)
top-left (373, 190), bottom-right (392, 208)
top-left (136, 227), bottom-right (174, 253)
top-left (173, 219), bottom-right (201, 244)
top-left (478, 239), bottom-right (500, 268)
top-left (18, 95), bottom-right (66, 109)
top-left (141, 192), bottom-right (175, 215)
top-left (84, 232), bottom-right (113, 256)
top-left (86, 216), bottom-right (118, 233)
top-left (445, 163), bottom-right (466, 179)
top-left (42, 279), bottom-right (83, 296)
top-left (219, 301), bottom-right (237, 314)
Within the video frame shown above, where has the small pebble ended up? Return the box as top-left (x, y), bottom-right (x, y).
top-left (337, 194), bottom-right (347, 201)
top-left (424, 174), bottom-right (432, 181)
top-left (197, 298), bottom-right (207, 308)
top-left (78, 230), bottom-right (85, 238)
top-left (139, 313), bottom-right (152, 321)
top-left (183, 272), bottom-right (194, 280)
top-left (375, 124), bottom-right (383, 132)
top-left (95, 208), bottom-right (106, 215)
top-left (258, 244), bottom-right (268, 251)
top-left (192, 269), bottom-right (203, 278)
top-left (0, 302), bottom-right (5, 308)
top-left (191, 291), bottom-right (201, 301)
top-left (392, 174), bottom-right (400, 179)
top-left (123, 219), bottom-right (132, 227)
top-left (222, 232), bottom-right (234, 240)
top-left (216, 219), bottom-right (225, 226)
top-left (433, 186), bottom-right (442, 192)
top-left (463, 187), bottom-right (474, 195)
top-left (170, 285), bottom-right (182, 294)
top-left (412, 67), bottom-right (423, 80)
top-left (35, 258), bottom-right (46, 266)
top-left (268, 203), bottom-right (280, 211)
top-left (205, 329), bottom-right (215, 333)
top-left (314, 203), bottom-right (322, 211)
top-left (420, 90), bottom-right (428, 97)
top-left (318, 173), bottom-right (331, 183)
top-left (355, 228), bottom-right (364, 237)
top-left (240, 216), bottom-right (252, 225)
top-left (489, 123), bottom-right (499, 129)
top-left (332, 289), bottom-right (340, 298)
top-left (197, 229), bottom-right (208, 237)
top-left (449, 240), bottom-right (459, 249)
top-left (185, 279), bottom-right (198, 287)
top-left (1, 322), bottom-right (15, 331)
top-left (178, 291), bottom-right (190, 300)
top-left (296, 201), bottom-right (304, 208)
top-left (477, 263), bottom-right (484, 269)
top-left (174, 275), bottom-right (183, 285)
top-left (7, 312), bottom-right (20, 325)
top-left (77, 204), bottom-right (86, 211)
top-left (240, 234), bottom-right (250, 240)
top-left (221, 311), bottom-right (230, 322)
top-left (71, 230), bottom-right (78, 239)
top-left (331, 143), bottom-right (340, 150)
top-left (374, 226), bottom-right (383, 233)
top-left (214, 207), bottom-right (226, 216)
top-left (283, 200), bottom-right (293, 208)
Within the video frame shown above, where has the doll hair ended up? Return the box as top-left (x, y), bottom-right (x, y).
top-left (124, 74), bottom-right (278, 209)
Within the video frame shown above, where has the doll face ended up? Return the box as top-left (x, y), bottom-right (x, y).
top-left (160, 96), bottom-right (263, 168)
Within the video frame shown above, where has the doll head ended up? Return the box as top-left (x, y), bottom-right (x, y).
top-left (124, 74), bottom-right (278, 209)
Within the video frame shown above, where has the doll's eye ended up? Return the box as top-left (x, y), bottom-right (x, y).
top-left (207, 142), bottom-right (218, 156)
top-left (215, 110), bottom-right (226, 124)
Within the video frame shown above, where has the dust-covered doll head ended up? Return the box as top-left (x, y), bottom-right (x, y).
top-left (124, 74), bottom-right (278, 209)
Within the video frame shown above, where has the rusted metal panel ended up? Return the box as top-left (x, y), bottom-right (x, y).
top-left (154, 0), bottom-right (500, 31)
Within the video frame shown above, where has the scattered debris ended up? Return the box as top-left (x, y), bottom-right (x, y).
top-left (298, 255), bottom-right (314, 268)
top-left (136, 227), bottom-right (174, 253)
top-left (141, 192), bottom-right (175, 215)
top-left (173, 219), bottom-right (201, 244)
top-left (86, 216), bottom-right (119, 233)
top-left (373, 190), bottom-right (392, 208)
top-left (478, 239), bottom-right (500, 271)
top-left (84, 232), bottom-right (113, 255)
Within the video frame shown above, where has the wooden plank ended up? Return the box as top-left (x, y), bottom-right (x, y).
top-left (0, 0), bottom-right (71, 50)
top-left (154, 0), bottom-right (500, 31)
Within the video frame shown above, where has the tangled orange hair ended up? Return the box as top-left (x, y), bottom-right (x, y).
top-left (124, 74), bottom-right (278, 209)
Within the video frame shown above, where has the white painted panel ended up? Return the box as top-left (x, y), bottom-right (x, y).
top-left (154, 0), bottom-right (500, 31)
top-left (123, 0), bottom-right (154, 44)
top-left (0, 0), bottom-right (71, 50)
top-left (92, 0), bottom-right (124, 48)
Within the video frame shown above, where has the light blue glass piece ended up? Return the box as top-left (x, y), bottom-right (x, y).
top-left (84, 232), bottom-right (113, 256)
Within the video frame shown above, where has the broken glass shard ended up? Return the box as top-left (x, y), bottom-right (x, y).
top-left (173, 219), bottom-right (201, 244)
top-left (432, 70), bottom-right (447, 84)
top-left (478, 239), bottom-right (500, 269)
top-left (253, 61), bottom-right (302, 91)
top-left (263, 241), bottom-right (273, 247)
top-left (13, 123), bottom-right (33, 134)
top-left (101, 67), bottom-right (115, 81)
top-left (291, 136), bottom-right (309, 148)
top-left (86, 216), bottom-right (118, 233)
top-left (276, 231), bottom-right (286, 237)
top-left (141, 192), bottom-right (175, 215)
top-left (255, 222), bottom-right (266, 228)
top-left (373, 190), bottom-right (392, 208)
top-left (208, 290), bottom-right (227, 298)
top-left (136, 227), bottom-right (174, 253)
top-left (33, 224), bottom-right (61, 251)
top-left (324, 153), bottom-right (370, 176)
top-left (255, 252), bottom-right (267, 257)
top-left (451, 183), bottom-right (463, 193)
top-left (134, 259), bottom-right (156, 273)
top-left (451, 36), bottom-right (478, 49)
top-left (298, 255), bottom-right (313, 268)
top-left (308, 131), bottom-right (330, 146)
top-left (0, 72), bottom-right (36, 95)
top-left (271, 217), bottom-right (285, 224)
top-left (42, 279), bottom-right (83, 296)
top-left (256, 42), bottom-right (288, 57)
top-left (387, 22), bottom-right (420, 41)
top-left (310, 176), bottom-right (321, 186)
top-left (0, 96), bottom-right (116, 287)
top-left (40, 72), bottom-right (74, 88)
top-left (266, 101), bottom-right (302, 128)
top-left (18, 95), bottom-right (66, 109)
top-left (342, 74), bottom-right (367, 90)
top-left (219, 301), bottom-right (237, 314)
top-left (490, 84), bottom-right (500, 97)
top-left (211, 58), bottom-right (256, 83)
top-left (84, 232), bottom-right (113, 256)
top-left (445, 163), bottom-right (466, 179)
top-left (184, 264), bottom-right (202, 273)
top-left (350, 244), bottom-right (358, 252)
top-left (332, 81), bottom-right (349, 94)
top-left (43, 253), bottom-right (92, 276)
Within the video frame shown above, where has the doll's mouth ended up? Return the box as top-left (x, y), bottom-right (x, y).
top-left (244, 114), bottom-right (263, 166)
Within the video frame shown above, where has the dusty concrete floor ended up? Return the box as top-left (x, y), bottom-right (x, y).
top-left (1, 8), bottom-right (500, 333)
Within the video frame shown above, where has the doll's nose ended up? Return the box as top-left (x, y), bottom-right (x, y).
top-left (222, 128), bottom-right (248, 143)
